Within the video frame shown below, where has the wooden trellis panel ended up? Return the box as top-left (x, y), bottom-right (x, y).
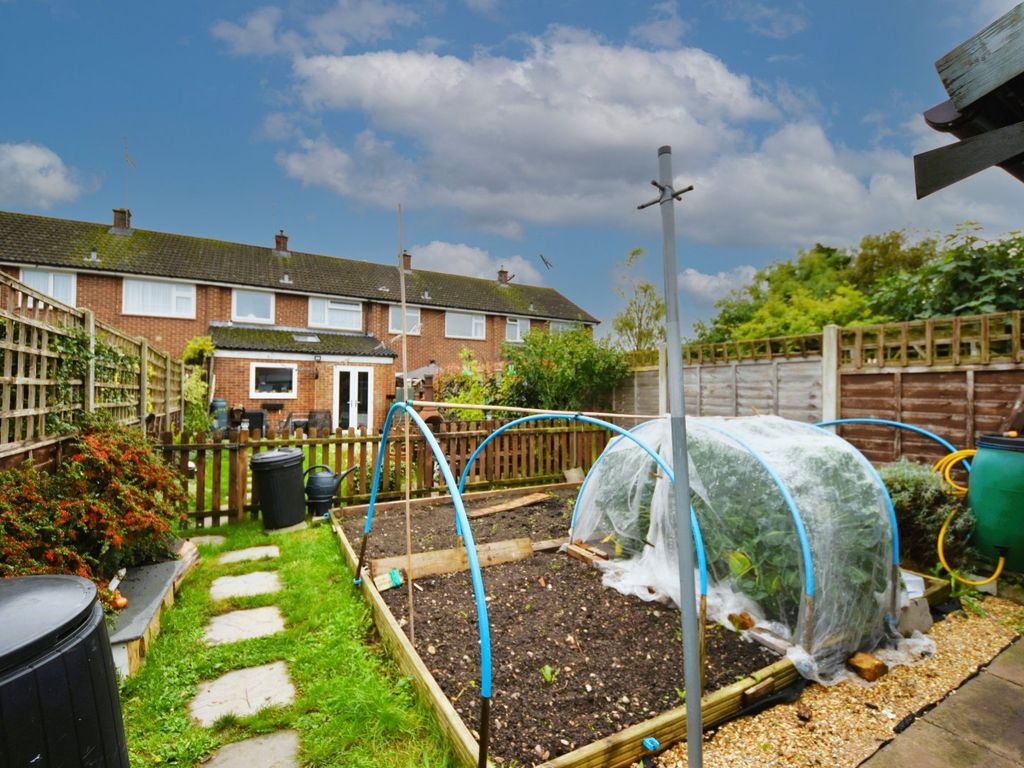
top-left (0, 273), bottom-right (85, 451)
top-left (0, 272), bottom-right (184, 461)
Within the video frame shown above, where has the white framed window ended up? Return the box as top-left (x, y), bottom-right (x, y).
top-left (308, 297), bottom-right (362, 330)
top-left (232, 289), bottom-right (275, 324)
top-left (550, 320), bottom-right (577, 333)
top-left (20, 268), bottom-right (76, 305)
top-left (388, 305), bottom-right (421, 335)
top-left (249, 363), bottom-right (298, 399)
top-left (506, 316), bottom-right (531, 343)
top-left (122, 278), bottom-right (196, 319)
top-left (445, 311), bottom-right (486, 340)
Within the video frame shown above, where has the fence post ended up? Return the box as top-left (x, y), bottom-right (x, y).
top-left (180, 362), bottom-right (187, 427)
top-left (82, 309), bottom-right (96, 413)
top-left (235, 429), bottom-right (249, 521)
top-left (138, 339), bottom-right (149, 430)
top-left (821, 324), bottom-right (840, 424)
top-left (164, 351), bottom-right (172, 430)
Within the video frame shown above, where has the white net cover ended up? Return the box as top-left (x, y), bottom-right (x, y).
top-left (572, 416), bottom-right (897, 683)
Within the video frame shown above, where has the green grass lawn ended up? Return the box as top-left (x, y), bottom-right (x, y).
top-left (120, 521), bottom-right (454, 767)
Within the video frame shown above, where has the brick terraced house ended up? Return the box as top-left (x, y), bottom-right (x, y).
top-left (0, 209), bottom-right (597, 430)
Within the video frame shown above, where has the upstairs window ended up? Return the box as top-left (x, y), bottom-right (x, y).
top-left (445, 311), bottom-right (485, 340)
top-left (232, 289), bottom-right (275, 324)
top-left (309, 297), bottom-right (361, 330)
top-left (550, 320), bottom-right (577, 333)
top-left (388, 306), bottom-right (421, 335)
top-left (506, 317), bottom-right (531, 342)
top-left (20, 269), bottom-right (76, 306)
top-left (123, 278), bottom-right (195, 318)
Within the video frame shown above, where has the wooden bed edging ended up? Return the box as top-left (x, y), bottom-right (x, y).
top-left (331, 517), bottom-right (486, 767)
top-left (331, 518), bottom-right (799, 768)
top-left (337, 481), bottom-right (582, 518)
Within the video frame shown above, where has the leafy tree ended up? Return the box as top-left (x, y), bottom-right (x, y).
top-left (849, 230), bottom-right (937, 290)
top-left (692, 243), bottom-right (857, 342)
top-left (732, 285), bottom-right (883, 339)
top-left (869, 228), bottom-right (1024, 320)
top-left (612, 247), bottom-right (665, 352)
top-left (182, 335), bottom-right (215, 366)
top-left (502, 327), bottom-right (629, 410)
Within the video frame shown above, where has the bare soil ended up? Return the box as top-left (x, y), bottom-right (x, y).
top-left (340, 489), bottom-right (575, 559)
top-left (379, 552), bottom-right (777, 766)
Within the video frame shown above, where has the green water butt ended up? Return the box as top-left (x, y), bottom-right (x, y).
top-left (967, 434), bottom-right (1024, 573)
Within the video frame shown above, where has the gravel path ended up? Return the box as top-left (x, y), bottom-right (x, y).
top-left (653, 596), bottom-right (1024, 768)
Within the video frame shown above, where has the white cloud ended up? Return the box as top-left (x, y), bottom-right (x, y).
top-left (678, 265), bottom-right (758, 304)
top-left (722, 1), bottom-right (807, 39)
top-left (410, 241), bottom-right (544, 285)
top-left (260, 24), bottom-right (1022, 248)
top-left (212, 2), bottom-right (417, 57)
top-left (285, 29), bottom-right (776, 231)
top-left (0, 142), bottom-right (81, 209)
top-left (211, 6), bottom-right (301, 56)
top-left (630, 1), bottom-right (690, 48)
top-left (465, 0), bottom-right (498, 13)
top-left (305, 0), bottom-right (418, 53)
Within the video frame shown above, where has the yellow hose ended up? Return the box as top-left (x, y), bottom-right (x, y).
top-left (932, 449), bottom-right (1005, 587)
top-left (932, 449), bottom-right (975, 496)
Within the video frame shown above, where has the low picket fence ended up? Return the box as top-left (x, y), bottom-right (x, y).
top-left (160, 419), bottom-right (611, 526)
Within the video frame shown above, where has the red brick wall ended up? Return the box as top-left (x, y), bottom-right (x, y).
top-left (7, 265), bottom-right (574, 427)
top-left (211, 356), bottom-right (396, 431)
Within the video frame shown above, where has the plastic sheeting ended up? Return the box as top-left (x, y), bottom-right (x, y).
top-left (572, 416), bottom-right (897, 683)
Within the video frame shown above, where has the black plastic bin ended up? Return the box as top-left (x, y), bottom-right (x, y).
top-left (250, 447), bottom-right (306, 530)
top-left (0, 575), bottom-right (130, 768)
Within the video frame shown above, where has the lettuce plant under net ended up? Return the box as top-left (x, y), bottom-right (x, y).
top-left (572, 416), bottom-right (897, 683)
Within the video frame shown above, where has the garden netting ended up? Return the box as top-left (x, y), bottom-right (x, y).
top-left (572, 416), bottom-right (899, 683)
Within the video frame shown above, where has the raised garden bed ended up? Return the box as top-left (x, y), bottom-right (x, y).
top-left (333, 484), bottom-right (799, 768)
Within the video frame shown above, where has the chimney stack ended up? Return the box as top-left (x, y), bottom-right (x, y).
top-left (275, 229), bottom-right (289, 254)
top-left (112, 208), bottom-right (132, 230)
top-left (497, 266), bottom-right (509, 285)
top-left (402, 251), bottom-right (412, 271)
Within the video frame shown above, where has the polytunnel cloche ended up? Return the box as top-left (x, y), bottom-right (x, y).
top-left (571, 415), bottom-right (900, 682)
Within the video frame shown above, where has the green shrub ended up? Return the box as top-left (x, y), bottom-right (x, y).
top-left (879, 460), bottom-right (974, 569)
top-left (182, 335), bottom-right (215, 365)
top-left (182, 366), bottom-right (213, 435)
top-left (0, 413), bottom-right (187, 598)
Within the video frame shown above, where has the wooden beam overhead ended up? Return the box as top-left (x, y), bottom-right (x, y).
top-left (937, 4), bottom-right (1024, 111)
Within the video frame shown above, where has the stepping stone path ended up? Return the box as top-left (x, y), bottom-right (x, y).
top-left (203, 606), bottom-right (286, 646)
top-left (218, 545), bottom-right (279, 564)
top-left (209, 571), bottom-right (282, 600)
top-left (190, 535), bottom-right (227, 547)
top-left (191, 540), bottom-right (299, 759)
top-left (189, 661), bottom-right (296, 726)
top-left (204, 730), bottom-right (299, 768)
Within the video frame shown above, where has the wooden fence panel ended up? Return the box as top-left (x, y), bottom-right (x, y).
top-left (162, 418), bottom-right (613, 524)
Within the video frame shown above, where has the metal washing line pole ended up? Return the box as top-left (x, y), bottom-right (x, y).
top-left (638, 145), bottom-right (703, 767)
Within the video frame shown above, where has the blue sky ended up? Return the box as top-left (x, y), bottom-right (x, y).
top-left (2, 0), bottom-right (1021, 334)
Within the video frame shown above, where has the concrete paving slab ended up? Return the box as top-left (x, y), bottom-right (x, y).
top-left (861, 720), bottom-right (1018, 768)
top-left (267, 521), bottom-right (308, 535)
top-left (923, 673), bottom-right (1024, 764)
top-left (190, 535), bottom-right (227, 547)
top-left (218, 545), bottom-right (280, 565)
top-left (209, 571), bottom-right (282, 601)
top-left (204, 730), bottom-right (299, 768)
top-left (985, 640), bottom-right (1024, 686)
top-left (203, 606), bottom-right (286, 646)
top-left (189, 661), bottom-right (296, 727)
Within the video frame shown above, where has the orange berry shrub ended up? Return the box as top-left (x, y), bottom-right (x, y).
top-left (0, 413), bottom-right (187, 599)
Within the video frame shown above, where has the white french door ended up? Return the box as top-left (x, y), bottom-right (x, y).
top-left (333, 366), bottom-right (373, 431)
